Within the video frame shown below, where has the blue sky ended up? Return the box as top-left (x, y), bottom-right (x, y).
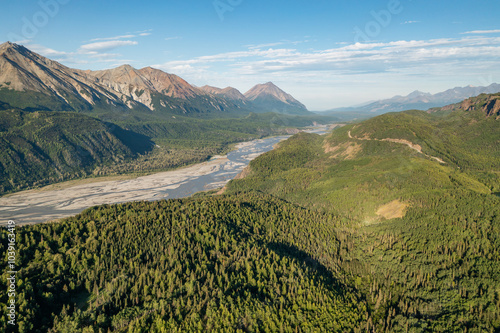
top-left (2, 0), bottom-right (500, 110)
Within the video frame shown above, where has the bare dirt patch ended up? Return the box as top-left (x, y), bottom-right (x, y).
top-left (233, 166), bottom-right (251, 180)
top-left (324, 140), bottom-right (362, 160)
top-left (376, 199), bottom-right (409, 219)
top-left (323, 142), bottom-right (341, 154)
top-left (343, 143), bottom-right (362, 159)
top-left (381, 138), bottom-right (423, 153)
top-left (348, 131), bottom-right (446, 164)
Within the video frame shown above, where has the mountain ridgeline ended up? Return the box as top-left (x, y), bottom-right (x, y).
top-left (0, 42), bottom-right (310, 117)
top-left (329, 83), bottom-right (500, 114)
top-left (1, 94), bottom-right (499, 332)
top-left (244, 82), bottom-right (309, 115)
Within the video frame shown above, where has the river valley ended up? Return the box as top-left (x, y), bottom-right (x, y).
top-left (0, 127), bottom-right (329, 226)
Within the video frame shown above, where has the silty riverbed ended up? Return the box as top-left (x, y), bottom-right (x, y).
top-left (0, 127), bottom-right (330, 226)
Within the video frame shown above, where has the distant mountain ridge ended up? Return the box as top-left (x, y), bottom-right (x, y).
top-left (329, 83), bottom-right (500, 114)
top-left (198, 85), bottom-right (255, 111)
top-left (0, 42), bottom-right (309, 116)
top-left (199, 82), bottom-right (310, 115)
top-left (199, 85), bottom-right (247, 102)
top-left (244, 82), bottom-right (309, 115)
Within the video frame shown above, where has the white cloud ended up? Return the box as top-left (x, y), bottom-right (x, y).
top-left (28, 44), bottom-right (71, 57)
top-left (79, 40), bottom-right (138, 53)
top-left (90, 34), bottom-right (136, 42)
top-left (87, 52), bottom-right (121, 59)
top-left (402, 21), bottom-right (420, 24)
top-left (160, 36), bottom-right (500, 77)
top-left (246, 42), bottom-right (287, 49)
top-left (154, 48), bottom-right (298, 71)
top-left (149, 35), bottom-right (500, 109)
top-left (462, 29), bottom-right (500, 34)
top-left (21, 30), bottom-right (151, 68)
top-left (75, 30), bottom-right (151, 62)
top-left (10, 38), bottom-right (31, 45)
top-left (245, 39), bottom-right (310, 50)
top-left (88, 29), bottom-right (153, 42)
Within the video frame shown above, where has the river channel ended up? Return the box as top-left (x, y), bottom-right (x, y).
top-left (0, 127), bottom-right (329, 226)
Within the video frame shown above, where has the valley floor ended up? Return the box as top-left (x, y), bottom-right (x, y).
top-left (0, 136), bottom-right (288, 226)
top-left (0, 155), bottom-right (228, 226)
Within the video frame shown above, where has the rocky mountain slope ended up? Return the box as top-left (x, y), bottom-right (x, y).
top-left (0, 42), bottom-right (242, 115)
top-left (0, 42), bottom-right (126, 112)
top-left (432, 92), bottom-right (500, 119)
top-left (244, 82), bottom-right (309, 115)
top-left (199, 85), bottom-right (254, 110)
top-left (0, 42), bottom-right (309, 116)
top-left (199, 85), bottom-right (247, 102)
top-left (200, 83), bottom-right (311, 115)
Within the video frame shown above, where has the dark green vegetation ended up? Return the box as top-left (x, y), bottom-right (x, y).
top-left (1, 94), bottom-right (499, 332)
top-left (230, 96), bottom-right (500, 216)
top-left (0, 194), bottom-right (364, 332)
top-left (0, 110), bottom-right (153, 194)
top-left (0, 108), bottom-right (332, 195)
top-left (97, 112), bottom-right (324, 175)
top-left (225, 95), bottom-right (500, 331)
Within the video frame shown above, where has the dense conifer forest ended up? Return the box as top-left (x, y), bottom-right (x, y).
top-left (0, 194), bottom-right (364, 332)
top-left (1, 95), bottom-right (500, 332)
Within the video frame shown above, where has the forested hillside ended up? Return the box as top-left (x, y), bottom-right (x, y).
top-left (225, 96), bottom-right (500, 331)
top-left (0, 42), bottom-right (334, 196)
top-left (0, 194), bottom-right (364, 332)
top-left (228, 102), bottom-right (500, 215)
top-left (0, 110), bottom-right (153, 194)
top-left (1, 95), bottom-right (499, 332)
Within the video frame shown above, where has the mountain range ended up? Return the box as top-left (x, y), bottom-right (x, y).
top-left (329, 83), bottom-right (500, 114)
top-left (0, 42), bottom-right (310, 116)
top-left (199, 82), bottom-right (309, 115)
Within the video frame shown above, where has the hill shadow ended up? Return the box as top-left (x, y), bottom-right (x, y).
top-left (105, 122), bottom-right (154, 154)
top-left (266, 241), bottom-right (350, 296)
